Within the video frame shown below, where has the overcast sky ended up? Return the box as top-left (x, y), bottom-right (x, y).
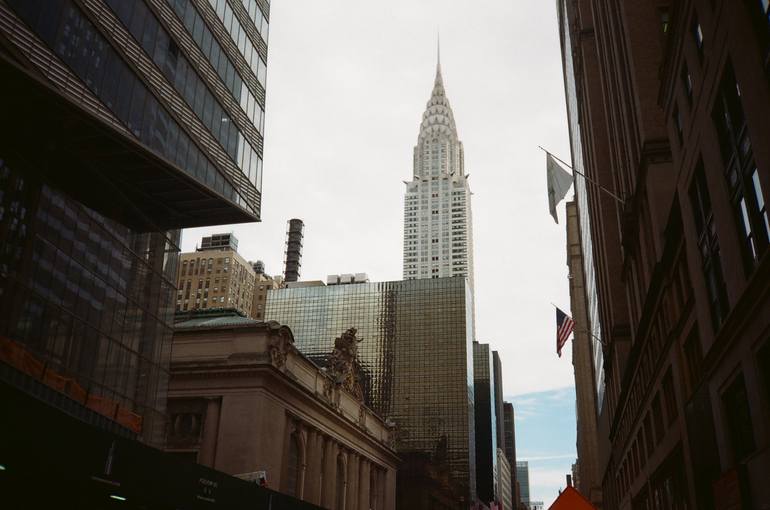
top-left (182, 0), bottom-right (575, 500)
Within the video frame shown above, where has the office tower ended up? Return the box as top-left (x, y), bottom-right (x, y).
top-left (503, 402), bottom-right (520, 508)
top-left (473, 341), bottom-right (497, 504)
top-left (496, 449), bottom-right (513, 510)
top-left (492, 351), bottom-right (507, 453)
top-left (283, 218), bottom-right (304, 282)
top-left (403, 51), bottom-right (474, 289)
top-left (564, 201), bottom-right (601, 506)
top-left (266, 277), bottom-right (477, 505)
top-left (558, 1), bottom-right (770, 508)
top-left (176, 234), bottom-right (256, 317)
top-left (252, 272), bottom-right (280, 320)
top-left (516, 461), bottom-right (530, 507)
top-left (0, 0), bottom-right (267, 455)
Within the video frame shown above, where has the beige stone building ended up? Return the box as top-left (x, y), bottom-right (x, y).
top-left (167, 310), bottom-right (398, 509)
top-left (566, 202), bottom-right (601, 507)
top-left (251, 273), bottom-right (281, 320)
top-left (176, 244), bottom-right (256, 318)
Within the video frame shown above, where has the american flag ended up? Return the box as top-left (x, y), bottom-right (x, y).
top-left (556, 307), bottom-right (575, 357)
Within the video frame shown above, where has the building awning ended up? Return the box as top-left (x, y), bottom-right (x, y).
top-left (0, 52), bottom-right (258, 232)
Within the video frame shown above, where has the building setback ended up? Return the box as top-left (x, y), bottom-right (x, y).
top-left (266, 277), bottom-right (477, 506)
top-left (558, 0), bottom-right (770, 508)
top-left (403, 52), bottom-right (474, 289)
top-left (0, 0), bottom-right (268, 449)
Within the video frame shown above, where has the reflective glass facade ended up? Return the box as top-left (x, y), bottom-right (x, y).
top-left (559, 0), bottom-right (605, 409)
top-left (266, 278), bottom-right (477, 503)
top-left (0, 159), bottom-right (178, 446)
top-left (4, 0), bottom-right (267, 217)
top-left (0, 0), bottom-right (268, 446)
top-left (472, 342), bottom-right (497, 503)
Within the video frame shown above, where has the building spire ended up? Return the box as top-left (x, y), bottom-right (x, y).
top-left (436, 31), bottom-right (442, 83)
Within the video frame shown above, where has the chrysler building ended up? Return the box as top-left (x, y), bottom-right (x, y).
top-left (402, 50), bottom-right (474, 290)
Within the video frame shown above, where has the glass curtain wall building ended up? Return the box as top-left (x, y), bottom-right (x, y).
top-left (0, 0), bottom-right (269, 446)
top-left (266, 277), bottom-right (477, 504)
top-left (472, 341), bottom-right (498, 504)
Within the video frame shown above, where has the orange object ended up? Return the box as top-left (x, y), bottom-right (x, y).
top-left (116, 405), bottom-right (143, 434)
top-left (87, 394), bottom-right (119, 419)
top-left (548, 486), bottom-right (597, 510)
top-left (43, 368), bottom-right (70, 392)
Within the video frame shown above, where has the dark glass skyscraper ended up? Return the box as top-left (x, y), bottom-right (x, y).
top-left (473, 341), bottom-right (497, 504)
top-left (266, 277), bottom-right (477, 505)
top-left (0, 0), bottom-right (268, 447)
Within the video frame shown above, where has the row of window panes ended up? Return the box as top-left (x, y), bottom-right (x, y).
top-left (208, 0), bottom-right (267, 85)
top-left (239, 0), bottom-right (269, 39)
top-left (167, 0), bottom-right (265, 134)
top-left (6, 0), bottom-right (253, 211)
top-left (107, 0), bottom-right (262, 189)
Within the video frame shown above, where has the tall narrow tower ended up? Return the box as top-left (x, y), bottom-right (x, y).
top-left (283, 218), bottom-right (304, 283)
top-left (402, 47), bottom-right (474, 289)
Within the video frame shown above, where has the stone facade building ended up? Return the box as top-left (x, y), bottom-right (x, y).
top-left (496, 449), bottom-right (513, 510)
top-left (176, 235), bottom-right (256, 318)
top-left (168, 310), bottom-right (398, 509)
top-left (565, 202), bottom-right (602, 507)
top-left (558, 0), bottom-right (770, 508)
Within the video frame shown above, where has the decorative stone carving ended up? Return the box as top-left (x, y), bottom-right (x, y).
top-left (268, 327), bottom-right (293, 369)
top-left (327, 327), bottom-right (364, 401)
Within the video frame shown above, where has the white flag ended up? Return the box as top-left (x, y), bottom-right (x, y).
top-left (546, 153), bottom-right (573, 223)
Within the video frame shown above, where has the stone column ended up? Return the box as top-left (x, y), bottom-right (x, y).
top-left (296, 428), bottom-right (307, 500)
top-left (304, 430), bottom-right (323, 505)
top-left (322, 437), bottom-right (338, 509)
top-left (338, 450), bottom-right (348, 510)
top-left (198, 397), bottom-right (220, 468)
top-left (346, 453), bottom-right (360, 510)
top-left (383, 468), bottom-right (396, 510)
top-left (358, 457), bottom-right (371, 510)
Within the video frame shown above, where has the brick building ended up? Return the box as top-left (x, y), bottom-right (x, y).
top-left (558, 0), bottom-right (770, 508)
top-left (176, 234), bottom-right (256, 318)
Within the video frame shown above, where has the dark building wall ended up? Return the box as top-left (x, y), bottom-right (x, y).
top-left (492, 351), bottom-right (506, 454)
top-left (473, 341), bottom-right (497, 504)
top-left (0, 0), bottom-right (269, 446)
top-left (266, 278), bottom-right (477, 506)
top-left (503, 402), bottom-right (520, 508)
top-left (559, 0), bottom-right (770, 508)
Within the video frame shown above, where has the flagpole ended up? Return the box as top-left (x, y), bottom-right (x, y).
top-left (538, 146), bottom-right (625, 205)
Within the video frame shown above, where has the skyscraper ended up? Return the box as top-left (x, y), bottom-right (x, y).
top-left (516, 461), bottom-right (530, 507)
top-left (0, 0), bottom-right (268, 449)
top-left (473, 341), bottom-right (498, 504)
top-left (266, 277), bottom-right (477, 505)
top-left (403, 49), bottom-right (474, 289)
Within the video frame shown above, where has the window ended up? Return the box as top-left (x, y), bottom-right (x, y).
top-left (673, 104), bottom-right (684, 145)
top-left (722, 374), bottom-right (756, 460)
top-left (652, 393), bottom-right (665, 441)
top-left (689, 165), bottom-right (729, 329)
top-left (662, 369), bottom-right (678, 425)
top-left (713, 63), bottom-right (769, 269)
top-left (681, 64), bottom-right (693, 104)
top-left (693, 17), bottom-right (704, 56)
